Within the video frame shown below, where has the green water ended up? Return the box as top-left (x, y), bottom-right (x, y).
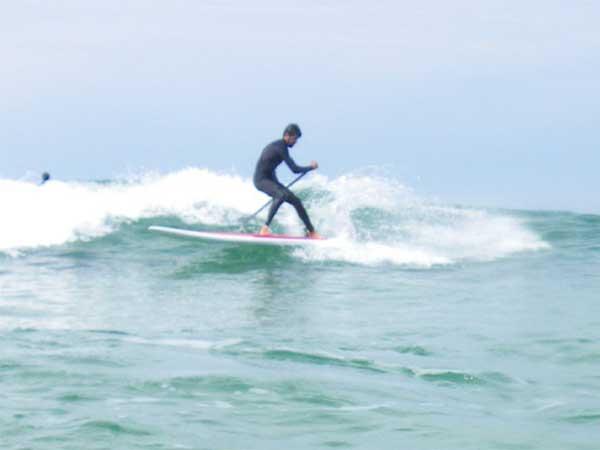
top-left (1, 174), bottom-right (599, 449)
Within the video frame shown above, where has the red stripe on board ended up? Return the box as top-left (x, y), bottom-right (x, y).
top-left (212, 232), bottom-right (310, 240)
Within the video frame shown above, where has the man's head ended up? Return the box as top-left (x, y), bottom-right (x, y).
top-left (283, 123), bottom-right (302, 147)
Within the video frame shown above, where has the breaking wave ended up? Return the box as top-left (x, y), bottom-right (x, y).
top-left (0, 168), bottom-right (548, 266)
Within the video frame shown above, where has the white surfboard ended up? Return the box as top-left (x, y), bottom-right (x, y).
top-left (148, 226), bottom-right (326, 246)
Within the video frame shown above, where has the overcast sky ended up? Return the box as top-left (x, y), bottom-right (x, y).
top-left (1, 1), bottom-right (599, 212)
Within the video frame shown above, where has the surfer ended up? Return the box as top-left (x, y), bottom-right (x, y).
top-left (40, 172), bottom-right (51, 185)
top-left (253, 124), bottom-right (322, 239)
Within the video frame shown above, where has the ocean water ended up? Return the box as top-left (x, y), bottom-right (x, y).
top-left (1, 169), bottom-right (599, 450)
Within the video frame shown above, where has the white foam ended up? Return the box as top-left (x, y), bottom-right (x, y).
top-left (0, 168), bottom-right (549, 266)
top-left (0, 169), bottom-right (262, 253)
top-left (293, 173), bottom-right (549, 267)
top-left (123, 336), bottom-right (243, 350)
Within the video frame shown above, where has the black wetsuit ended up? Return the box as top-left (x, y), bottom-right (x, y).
top-left (253, 139), bottom-right (315, 232)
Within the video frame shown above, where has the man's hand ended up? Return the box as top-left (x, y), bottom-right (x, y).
top-left (310, 160), bottom-right (319, 170)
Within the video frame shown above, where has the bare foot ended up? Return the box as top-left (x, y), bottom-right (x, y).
top-left (259, 225), bottom-right (271, 236)
top-left (307, 231), bottom-right (323, 240)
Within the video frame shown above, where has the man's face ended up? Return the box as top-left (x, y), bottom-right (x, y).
top-left (284, 134), bottom-right (299, 147)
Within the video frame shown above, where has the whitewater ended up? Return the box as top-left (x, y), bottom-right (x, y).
top-left (1, 168), bottom-right (599, 450)
top-left (0, 168), bottom-right (547, 265)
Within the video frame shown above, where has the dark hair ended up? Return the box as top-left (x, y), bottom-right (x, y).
top-left (283, 123), bottom-right (302, 138)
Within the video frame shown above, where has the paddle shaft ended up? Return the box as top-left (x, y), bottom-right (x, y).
top-left (242, 172), bottom-right (308, 225)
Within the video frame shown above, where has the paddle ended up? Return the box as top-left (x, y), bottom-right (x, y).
top-left (240, 172), bottom-right (309, 228)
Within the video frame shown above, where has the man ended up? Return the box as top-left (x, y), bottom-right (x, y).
top-left (253, 124), bottom-right (322, 239)
top-left (40, 172), bottom-right (51, 185)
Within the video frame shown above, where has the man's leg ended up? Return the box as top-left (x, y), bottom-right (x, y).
top-left (255, 179), bottom-right (318, 235)
top-left (265, 193), bottom-right (286, 228)
top-left (279, 186), bottom-right (315, 233)
top-left (255, 179), bottom-right (286, 229)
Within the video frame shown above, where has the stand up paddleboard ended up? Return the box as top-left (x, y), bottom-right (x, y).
top-left (148, 226), bottom-right (325, 247)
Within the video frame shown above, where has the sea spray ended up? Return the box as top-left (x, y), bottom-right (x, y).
top-left (0, 168), bottom-right (548, 265)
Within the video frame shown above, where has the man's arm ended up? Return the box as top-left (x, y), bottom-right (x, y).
top-left (282, 147), bottom-right (314, 174)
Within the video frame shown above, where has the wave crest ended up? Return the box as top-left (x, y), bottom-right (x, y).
top-left (0, 168), bottom-right (548, 265)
